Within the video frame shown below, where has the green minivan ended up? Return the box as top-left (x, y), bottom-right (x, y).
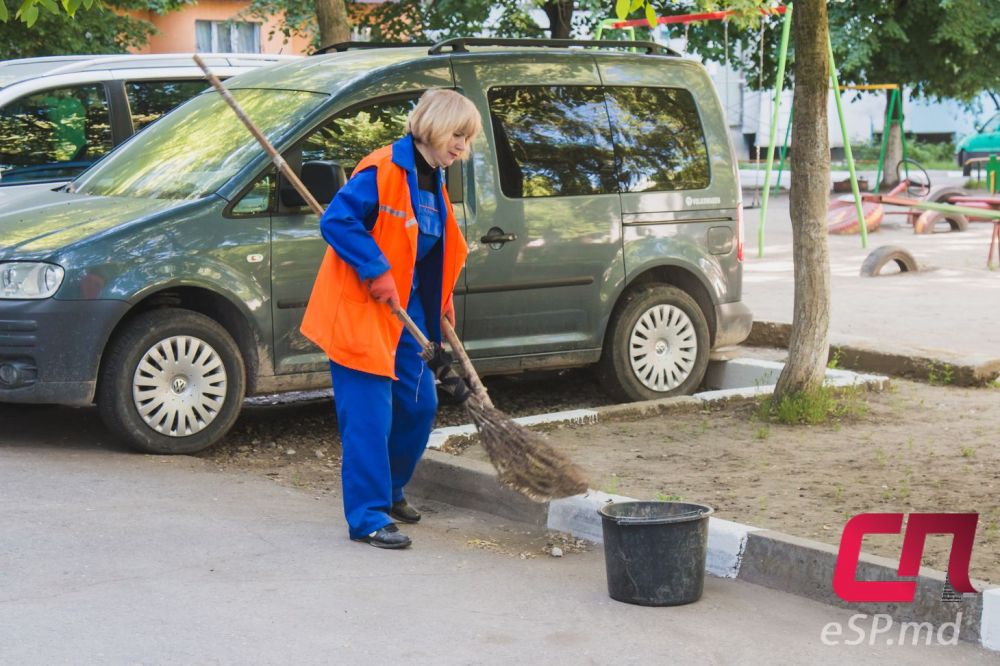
top-left (0, 39), bottom-right (752, 454)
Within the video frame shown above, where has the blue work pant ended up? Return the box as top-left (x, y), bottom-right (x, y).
top-left (329, 291), bottom-right (437, 539)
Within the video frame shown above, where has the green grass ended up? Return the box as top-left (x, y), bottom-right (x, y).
top-left (926, 361), bottom-right (956, 386)
top-left (756, 384), bottom-right (869, 426)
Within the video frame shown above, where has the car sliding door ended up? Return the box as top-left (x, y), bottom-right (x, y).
top-left (453, 56), bottom-right (625, 370)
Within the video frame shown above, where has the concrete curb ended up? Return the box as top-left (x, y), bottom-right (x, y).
top-left (984, 588), bottom-right (1000, 651)
top-left (408, 357), bottom-right (998, 652)
top-left (740, 529), bottom-right (994, 645)
top-left (408, 450), bottom-right (547, 527)
top-left (425, 358), bottom-right (888, 452)
top-left (747, 321), bottom-right (1000, 387)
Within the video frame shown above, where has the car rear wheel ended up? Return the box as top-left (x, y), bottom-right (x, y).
top-left (98, 309), bottom-right (246, 454)
top-left (598, 284), bottom-right (710, 402)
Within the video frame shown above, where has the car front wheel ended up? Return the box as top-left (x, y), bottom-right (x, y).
top-left (98, 309), bottom-right (246, 454)
top-left (599, 284), bottom-right (710, 402)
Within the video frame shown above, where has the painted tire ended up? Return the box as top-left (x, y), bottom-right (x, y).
top-left (859, 245), bottom-right (919, 277)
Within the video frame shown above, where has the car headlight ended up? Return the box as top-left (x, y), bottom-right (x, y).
top-left (0, 262), bottom-right (65, 299)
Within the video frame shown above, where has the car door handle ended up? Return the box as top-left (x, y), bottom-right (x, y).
top-left (480, 227), bottom-right (517, 245)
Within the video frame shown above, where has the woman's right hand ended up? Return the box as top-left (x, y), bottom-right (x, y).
top-left (367, 271), bottom-right (400, 310)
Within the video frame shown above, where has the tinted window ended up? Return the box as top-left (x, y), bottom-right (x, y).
top-left (296, 94), bottom-right (466, 206)
top-left (487, 86), bottom-right (617, 198)
top-left (605, 87), bottom-right (710, 192)
top-left (126, 80), bottom-right (209, 131)
top-left (302, 97), bottom-right (418, 175)
top-left (232, 171), bottom-right (275, 216)
top-left (0, 84), bottom-right (112, 185)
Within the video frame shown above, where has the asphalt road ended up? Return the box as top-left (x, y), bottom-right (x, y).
top-left (0, 404), bottom-right (994, 665)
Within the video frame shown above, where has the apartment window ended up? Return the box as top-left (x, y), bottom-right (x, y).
top-left (195, 20), bottom-right (261, 53)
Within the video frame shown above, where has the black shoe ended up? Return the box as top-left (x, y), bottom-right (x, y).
top-left (390, 499), bottom-right (421, 524)
top-left (356, 523), bottom-right (411, 549)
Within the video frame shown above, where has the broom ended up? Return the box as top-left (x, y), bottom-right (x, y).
top-left (194, 56), bottom-right (589, 501)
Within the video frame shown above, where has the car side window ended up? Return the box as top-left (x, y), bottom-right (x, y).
top-left (301, 96), bottom-right (419, 176)
top-left (0, 84), bottom-right (112, 185)
top-left (486, 86), bottom-right (617, 199)
top-left (125, 80), bottom-right (210, 132)
top-left (231, 171), bottom-right (275, 216)
top-left (604, 86), bottom-right (710, 193)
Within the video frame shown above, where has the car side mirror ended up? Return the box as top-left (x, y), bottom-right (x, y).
top-left (280, 160), bottom-right (347, 209)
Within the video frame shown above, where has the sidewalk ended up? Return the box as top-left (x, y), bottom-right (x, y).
top-left (742, 188), bottom-right (1000, 360)
top-left (0, 440), bottom-right (994, 664)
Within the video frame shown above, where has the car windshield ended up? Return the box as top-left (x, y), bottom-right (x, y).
top-left (73, 88), bottom-right (325, 200)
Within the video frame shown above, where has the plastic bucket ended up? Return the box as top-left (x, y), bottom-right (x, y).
top-left (598, 501), bottom-right (714, 606)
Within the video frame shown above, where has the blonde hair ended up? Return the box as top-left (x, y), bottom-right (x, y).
top-left (407, 89), bottom-right (482, 160)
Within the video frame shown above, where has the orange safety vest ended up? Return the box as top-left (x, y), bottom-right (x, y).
top-left (300, 145), bottom-right (467, 379)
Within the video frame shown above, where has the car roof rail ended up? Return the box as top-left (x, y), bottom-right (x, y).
top-left (313, 41), bottom-right (433, 55)
top-left (27, 53), bottom-right (279, 79)
top-left (428, 37), bottom-right (678, 56)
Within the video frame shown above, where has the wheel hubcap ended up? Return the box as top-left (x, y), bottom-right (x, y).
top-left (132, 335), bottom-right (227, 437)
top-left (629, 304), bottom-right (697, 392)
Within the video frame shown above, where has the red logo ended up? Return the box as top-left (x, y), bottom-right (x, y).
top-left (833, 513), bottom-right (979, 603)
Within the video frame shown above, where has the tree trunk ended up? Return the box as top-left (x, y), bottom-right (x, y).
top-left (773, 0), bottom-right (831, 399)
top-left (881, 89), bottom-right (904, 189)
top-left (315, 0), bottom-right (350, 49)
top-left (542, 0), bottom-right (574, 39)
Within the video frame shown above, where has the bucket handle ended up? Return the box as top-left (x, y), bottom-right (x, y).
top-left (609, 509), bottom-right (707, 526)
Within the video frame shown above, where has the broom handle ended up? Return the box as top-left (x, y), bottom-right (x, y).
top-left (194, 55), bottom-right (324, 216)
top-left (194, 55), bottom-right (430, 348)
top-left (441, 320), bottom-right (493, 408)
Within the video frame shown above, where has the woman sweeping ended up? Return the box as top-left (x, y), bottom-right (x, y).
top-left (300, 89), bottom-right (482, 549)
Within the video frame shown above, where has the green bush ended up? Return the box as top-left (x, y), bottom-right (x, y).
top-left (846, 138), bottom-right (956, 170)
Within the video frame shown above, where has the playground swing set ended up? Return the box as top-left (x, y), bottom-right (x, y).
top-left (602, 3), bottom-right (1000, 268)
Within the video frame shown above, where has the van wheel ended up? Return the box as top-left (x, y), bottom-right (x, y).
top-left (98, 309), bottom-right (245, 454)
top-left (598, 285), bottom-right (710, 402)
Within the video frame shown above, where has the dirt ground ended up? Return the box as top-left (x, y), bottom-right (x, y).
top-left (491, 379), bottom-right (1000, 585)
top-left (201, 375), bottom-right (999, 584)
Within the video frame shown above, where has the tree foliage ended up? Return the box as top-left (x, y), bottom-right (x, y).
top-left (673, 0), bottom-right (1000, 101)
top-left (351, 0), bottom-right (610, 43)
top-left (1, 0), bottom-right (193, 58)
top-left (829, 0), bottom-right (1000, 102)
top-left (0, 0), bottom-right (188, 27)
